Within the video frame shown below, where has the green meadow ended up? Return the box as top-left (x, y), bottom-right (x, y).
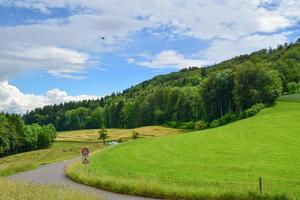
top-left (67, 97), bottom-right (300, 199)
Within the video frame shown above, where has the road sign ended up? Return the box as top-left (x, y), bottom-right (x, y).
top-left (81, 147), bottom-right (89, 156)
top-left (82, 157), bottom-right (89, 164)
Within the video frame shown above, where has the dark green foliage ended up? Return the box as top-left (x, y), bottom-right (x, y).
top-left (194, 120), bottom-right (208, 130)
top-left (245, 103), bottom-right (265, 118)
top-left (23, 41), bottom-right (300, 131)
top-left (0, 113), bottom-right (56, 157)
top-left (233, 62), bottom-right (282, 111)
top-left (286, 82), bottom-right (299, 94)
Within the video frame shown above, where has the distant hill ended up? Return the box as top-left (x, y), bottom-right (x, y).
top-left (24, 39), bottom-right (300, 131)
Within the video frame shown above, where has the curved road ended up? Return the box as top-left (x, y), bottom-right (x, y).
top-left (9, 160), bottom-right (159, 200)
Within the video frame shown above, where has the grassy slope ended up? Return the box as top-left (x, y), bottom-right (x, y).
top-left (67, 100), bottom-right (300, 199)
top-left (277, 93), bottom-right (300, 102)
top-left (0, 179), bottom-right (100, 200)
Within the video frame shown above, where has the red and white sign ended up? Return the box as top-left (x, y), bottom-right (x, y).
top-left (81, 147), bottom-right (89, 156)
top-left (82, 157), bottom-right (89, 164)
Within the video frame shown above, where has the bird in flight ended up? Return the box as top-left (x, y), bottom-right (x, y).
top-left (101, 37), bottom-right (105, 40)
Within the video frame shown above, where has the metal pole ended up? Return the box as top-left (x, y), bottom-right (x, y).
top-left (259, 177), bottom-right (262, 194)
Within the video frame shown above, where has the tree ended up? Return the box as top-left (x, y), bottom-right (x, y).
top-left (201, 69), bottom-right (234, 121)
top-left (233, 62), bottom-right (282, 111)
top-left (99, 128), bottom-right (108, 144)
top-left (0, 115), bottom-right (9, 155)
top-left (287, 82), bottom-right (298, 94)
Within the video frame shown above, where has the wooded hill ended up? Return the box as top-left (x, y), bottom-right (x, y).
top-left (24, 39), bottom-right (300, 131)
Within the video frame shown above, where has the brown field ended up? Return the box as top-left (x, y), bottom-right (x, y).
top-left (56, 126), bottom-right (186, 143)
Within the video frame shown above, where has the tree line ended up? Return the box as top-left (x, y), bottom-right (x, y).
top-left (0, 113), bottom-right (56, 157)
top-left (23, 39), bottom-right (300, 131)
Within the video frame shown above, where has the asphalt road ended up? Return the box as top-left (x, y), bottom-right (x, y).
top-left (9, 160), bottom-right (158, 200)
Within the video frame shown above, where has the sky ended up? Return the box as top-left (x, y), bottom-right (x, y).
top-left (0, 0), bottom-right (300, 113)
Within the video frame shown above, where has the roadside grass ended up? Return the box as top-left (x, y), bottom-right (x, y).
top-left (0, 179), bottom-right (100, 200)
top-left (66, 101), bottom-right (300, 200)
top-left (56, 126), bottom-right (185, 142)
top-left (0, 141), bottom-right (102, 176)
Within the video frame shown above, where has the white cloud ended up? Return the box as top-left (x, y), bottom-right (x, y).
top-left (136, 50), bottom-right (208, 69)
top-left (199, 34), bottom-right (288, 64)
top-left (0, 44), bottom-right (89, 79)
top-left (0, 81), bottom-right (101, 113)
top-left (0, 0), bottom-right (300, 76)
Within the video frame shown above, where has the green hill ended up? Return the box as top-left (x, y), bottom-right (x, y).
top-left (67, 97), bottom-right (300, 199)
top-left (24, 40), bottom-right (300, 131)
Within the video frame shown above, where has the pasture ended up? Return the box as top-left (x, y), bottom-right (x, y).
top-left (67, 101), bottom-right (300, 199)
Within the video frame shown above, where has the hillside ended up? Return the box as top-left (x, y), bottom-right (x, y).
top-left (67, 95), bottom-right (300, 199)
top-left (24, 40), bottom-right (300, 131)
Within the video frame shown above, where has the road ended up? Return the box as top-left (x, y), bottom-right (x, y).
top-left (9, 160), bottom-right (159, 200)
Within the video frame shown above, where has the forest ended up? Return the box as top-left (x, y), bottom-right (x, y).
top-left (0, 113), bottom-right (56, 157)
top-left (23, 39), bottom-right (300, 131)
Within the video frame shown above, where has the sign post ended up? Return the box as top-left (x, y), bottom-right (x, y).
top-left (81, 147), bottom-right (90, 171)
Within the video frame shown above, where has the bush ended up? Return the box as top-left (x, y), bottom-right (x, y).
top-left (245, 103), bottom-right (265, 118)
top-left (218, 113), bottom-right (238, 125)
top-left (178, 121), bottom-right (195, 129)
top-left (132, 131), bottom-right (139, 139)
top-left (209, 120), bottom-right (221, 128)
top-left (194, 121), bottom-right (208, 130)
top-left (166, 121), bottom-right (178, 128)
top-left (287, 82), bottom-right (298, 94)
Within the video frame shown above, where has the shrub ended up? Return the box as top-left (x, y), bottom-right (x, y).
top-left (194, 121), bottom-right (208, 130)
top-left (166, 121), bottom-right (178, 128)
top-left (132, 131), bottom-right (140, 139)
top-left (287, 82), bottom-right (298, 94)
top-left (179, 121), bottom-right (195, 129)
top-left (209, 120), bottom-right (221, 128)
top-left (218, 113), bottom-right (238, 125)
top-left (245, 103), bottom-right (265, 118)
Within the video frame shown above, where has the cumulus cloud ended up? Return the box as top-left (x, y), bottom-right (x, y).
top-left (199, 33), bottom-right (288, 63)
top-left (135, 50), bottom-right (208, 69)
top-left (0, 0), bottom-right (299, 76)
top-left (0, 44), bottom-right (89, 79)
top-left (0, 81), bottom-right (101, 113)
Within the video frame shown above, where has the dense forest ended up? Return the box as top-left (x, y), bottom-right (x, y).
top-left (0, 113), bottom-right (56, 157)
top-left (23, 39), bottom-right (300, 131)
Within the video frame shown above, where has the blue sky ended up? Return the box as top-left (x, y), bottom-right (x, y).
top-left (0, 0), bottom-right (300, 113)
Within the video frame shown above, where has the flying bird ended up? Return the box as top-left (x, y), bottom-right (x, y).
top-left (101, 37), bottom-right (105, 40)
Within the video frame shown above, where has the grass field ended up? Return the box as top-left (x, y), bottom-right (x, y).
top-left (0, 179), bottom-right (100, 200)
top-left (0, 126), bottom-right (181, 176)
top-left (56, 126), bottom-right (185, 142)
top-left (67, 101), bottom-right (300, 199)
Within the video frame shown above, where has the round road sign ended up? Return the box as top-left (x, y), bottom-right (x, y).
top-left (81, 147), bottom-right (89, 156)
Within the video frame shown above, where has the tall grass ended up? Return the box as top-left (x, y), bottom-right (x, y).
top-left (0, 141), bottom-right (102, 176)
top-left (0, 179), bottom-right (101, 200)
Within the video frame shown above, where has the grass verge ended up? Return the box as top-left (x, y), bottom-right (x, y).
top-left (0, 141), bottom-right (102, 176)
top-left (0, 178), bottom-right (100, 200)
